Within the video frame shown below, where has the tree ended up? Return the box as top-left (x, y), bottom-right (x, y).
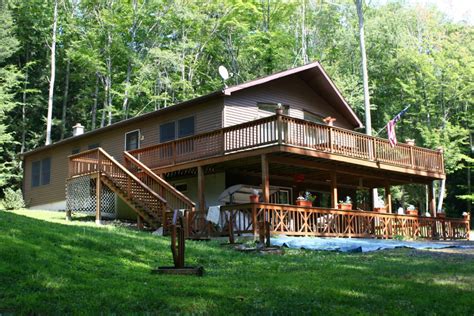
top-left (0, 2), bottom-right (21, 190)
top-left (45, 0), bottom-right (58, 145)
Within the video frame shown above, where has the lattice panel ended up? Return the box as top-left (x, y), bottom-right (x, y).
top-left (66, 176), bottom-right (116, 218)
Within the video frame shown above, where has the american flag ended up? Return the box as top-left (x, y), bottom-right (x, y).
top-left (386, 105), bottom-right (410, 147)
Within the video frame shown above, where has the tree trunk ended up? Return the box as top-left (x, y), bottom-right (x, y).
top-left (91, 74), bottom-right (99, 130)
top-left (45, 0), bottom-right (58, 146)
top-left (355, 0), bottom-right (371, 136)
top-left (60, 59), bottom-right (70, 140)
top-left (437, 178), bottom-right (445, 213)
top-left (355, 0), bottom-right (377, 207)
top-left (122, 61), bottom-right (131, 119)
top-left (100, 83), bottom-right (107, 128)
top-left (301, 0), bottom-right (308, 64)
top-left (21, 53), bottom-right (29, 154)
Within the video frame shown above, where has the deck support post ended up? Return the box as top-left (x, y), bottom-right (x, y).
top-left (95, 173), bottom-right (101, 225)
top-left (197, 164), bottom-right (206, 212)
top-left (428, 181), bottom-right (436, 217)
top-left (369, 188), bottom-right (374, 212)
top-left (384, 183), bottom-right (392, 213)
top-left (137, 215), bottom-right (144, 230)
top-left (261, 154), bottom-right (270, 203)
top-left (331, 172), bottom-right (338, 209)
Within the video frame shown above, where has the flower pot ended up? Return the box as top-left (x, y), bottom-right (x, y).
top-left (373, 207), bottom-right (387, 213)
top-left (249, 195), bottom-right (259, 203)
top-left (406, 210), bottom-right (418, 216)
top-left (338, 204), bottom-right (352, 210)
top-left (436, 212), bottom-right (446, 218)
top-left (296, 200), bottom-right (312, 207)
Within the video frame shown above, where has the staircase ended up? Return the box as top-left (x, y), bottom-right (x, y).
top-left (68, 147), bottom-right (195, 229)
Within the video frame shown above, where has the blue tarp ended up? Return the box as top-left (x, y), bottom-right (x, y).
top-left (271, 236), bottom-right (469, 253)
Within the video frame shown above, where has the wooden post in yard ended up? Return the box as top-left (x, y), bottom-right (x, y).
top-left (261, 154), bottom-right (270, 203)
top-left (385, 183), bottom-right (392, 213)
top-left (95, 173), bottom-right (101, 224)
top-left (331, 172), bottom-right (338, 209)
top-left (137, 215), bottom-right (143, 230)
top-left (428, 182), bottom-right (436, 218)
top-left (197, 165), bottom-right (206, 234)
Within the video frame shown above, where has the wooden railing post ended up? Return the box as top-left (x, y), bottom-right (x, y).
top-left (277, 114), bottom-right (283, 145)
top-left (220, 129), bottom-right (225, 155)
top-left (97, 149), bottom-right (102, 173)
top-left (95, 172), bottom-right (101, 225)
top-left (329, 127), bottom-right (334, 153)
top-left (252, 203), bottom-right (258, 238)
top-left (172, 142), bottom-right (177, 164)
top-left (409, 146), bottom-right (415, 168)
top-left (371, 138), bottom-right (377, 161)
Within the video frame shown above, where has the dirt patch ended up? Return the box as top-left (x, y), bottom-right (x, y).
top-left (408, 240), bottom-right (474, 259)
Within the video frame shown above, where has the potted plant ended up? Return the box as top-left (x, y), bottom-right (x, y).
top-left (374, 206), bottom-right (388, 213)
top-left (462, 212), bottom-right (469, 220)
top-left (338, 196), bottom-right (352, 210)
top-left (437, 211), bottom-right (446, 218)
top-left (406, 204), bottom-right (418, 216)
top-left (249, 189), bottom-right (259, 203)
top-left (296, 191), bottom-right (315, 207)
top-left (373, 195), bottom-right (386, 213)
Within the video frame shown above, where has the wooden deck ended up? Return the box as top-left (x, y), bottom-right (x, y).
top-left (203, 203), bottom-right (469, 240)
top-left (128, 114), bottom-right (445, 178)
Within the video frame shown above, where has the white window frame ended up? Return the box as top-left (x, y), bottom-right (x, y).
top-left (124, 129), bottom-right (141, 151)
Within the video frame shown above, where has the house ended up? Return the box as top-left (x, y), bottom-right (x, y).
top-left (22, 62), bottom-right (469, 239)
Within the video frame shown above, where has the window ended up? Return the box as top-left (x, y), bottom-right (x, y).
top-left (257, 102), bottom-right (289, 115)
top-left (304, 111), bottom-right (325, 124)
top-left (174, 183), bottom-right (188, 193)
top-left (160, 121), bottom-right (176, 143)
top-left (41, 158), bottom-right (51, 185)
top-left (178, 117), bottom-right (195, 138)
top-left (88, 143), bottom-right (100, 149)
top-left (71, 148), bottom-right (80, 155)
top-left (32, 161), bottom-right (41, 187)
top-left (125, 130), bottom-right (140, 151)
top-left (31, 158), bottom-right (51, 187)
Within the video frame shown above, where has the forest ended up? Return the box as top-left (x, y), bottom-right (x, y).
top-left (0, 0), bottom-right (472, 215)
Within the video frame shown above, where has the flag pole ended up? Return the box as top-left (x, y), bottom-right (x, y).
top-left (373, 105), bottom-right (411, 137)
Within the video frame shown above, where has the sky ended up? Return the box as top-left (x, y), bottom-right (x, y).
top-left (373, 0), bottom-right (474, 24)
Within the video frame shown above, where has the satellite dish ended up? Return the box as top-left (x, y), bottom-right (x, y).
top-left (218, 65), bottom-right (229, 81)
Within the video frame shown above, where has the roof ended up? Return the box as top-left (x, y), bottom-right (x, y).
top-left (23, 61), bottom-right (363, 158)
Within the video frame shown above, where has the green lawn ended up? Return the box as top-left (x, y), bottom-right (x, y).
top-left (1, 210), bottom-right (473, 315)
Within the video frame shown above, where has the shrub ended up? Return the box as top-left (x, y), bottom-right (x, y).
top-left (2, 188), bottom-right (25, 210)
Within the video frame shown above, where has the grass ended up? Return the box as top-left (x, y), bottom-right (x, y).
top-left (1, 209), bottom-right (474, 315)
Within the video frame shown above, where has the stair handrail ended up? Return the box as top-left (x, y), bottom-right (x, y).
top-left (96, 148), bottom-right (168, 205)
top-left (123, 151), bottom-right (195, 209)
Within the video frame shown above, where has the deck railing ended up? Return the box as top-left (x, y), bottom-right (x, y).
top-left (216, 203), bottom-right (470, 240)
top-left (128, 114), bottom-right (444, 173)
top-left (68, 148), bottom-right (167, 224)
top-left (123, 152), bottom-right (195, 212)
